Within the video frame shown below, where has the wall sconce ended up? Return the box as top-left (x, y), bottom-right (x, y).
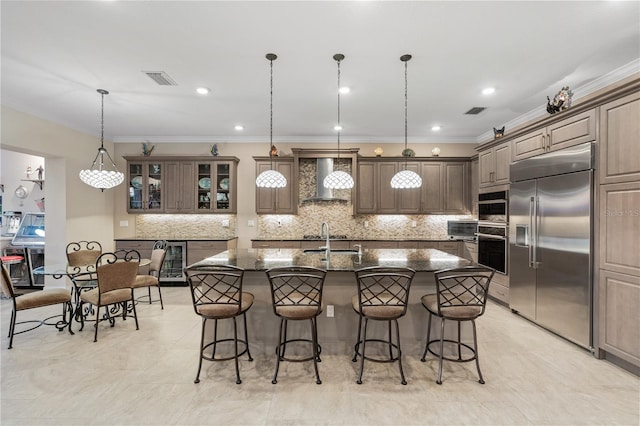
top-left (432, 147), bottom-right (441, 157)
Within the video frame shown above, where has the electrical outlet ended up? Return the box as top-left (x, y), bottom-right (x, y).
top-left (326, 305), bottom-right (335, 318)
top-left (119, 220), bottom-right (129, 227)
top-left (364, 221), bottom-right (369, 228)
top-left (247, 219), bottom-right (255, 227)
top-left (222, 219), bottom-right (230, 227)
top-left (411, 220), bottom-right (417, 228)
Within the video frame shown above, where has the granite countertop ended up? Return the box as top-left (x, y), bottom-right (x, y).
top-left (115, 237), bottom-right (238, 241)
top-left (186, 248), bottom-right (473, 272)
top-left (250, 238), bottom-right (455, 242)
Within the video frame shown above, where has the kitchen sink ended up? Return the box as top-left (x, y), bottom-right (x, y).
top-left (303, 249), bottom-right (360, 255)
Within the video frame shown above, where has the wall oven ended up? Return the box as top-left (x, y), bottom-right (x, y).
top-left (477, 223), bottom-right (508, 274)
top-left (479, 190), bottom-right (508, 223)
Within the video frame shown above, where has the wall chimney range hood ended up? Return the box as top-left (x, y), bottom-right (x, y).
top-left (302, 158), bottom-right (348, 203)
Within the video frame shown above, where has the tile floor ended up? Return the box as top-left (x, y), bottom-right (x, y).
top-left (1, 287), bottom-right (638, 426)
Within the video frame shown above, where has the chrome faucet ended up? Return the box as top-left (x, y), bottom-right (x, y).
top-left (320, 222), bottom-right (330, 260)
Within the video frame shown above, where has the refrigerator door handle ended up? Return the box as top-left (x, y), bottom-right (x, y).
top-left (529, 196), bottom-right (535, 268)
top-left (532, 195), bottom-right (539, 269)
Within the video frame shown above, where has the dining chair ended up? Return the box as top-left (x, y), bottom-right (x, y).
top-left (1, 264), bottom-right (74, 349)
top-left (75, 249), bottom-right (140, 342)
top-left (66, 241), bottom-right (102, 303)
top-left (266, 266), bottom-right (326, 385)
top-left (132, 240), bottom-right (167, 309)
top-left (420, 266), bottom-right (495, 384)
top-left (186, 265), bottom-right (254, 384)
top-left (352, 266), bottom-right (415, 385)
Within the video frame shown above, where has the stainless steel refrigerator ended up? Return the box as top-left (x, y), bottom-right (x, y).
top-left (509, 142), bottom-right (593, 349)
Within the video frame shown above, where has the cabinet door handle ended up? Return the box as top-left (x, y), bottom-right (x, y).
top-left (542, 135), bottom-right (546, 151)
top-left (547, 133), bottom-right (551, 151)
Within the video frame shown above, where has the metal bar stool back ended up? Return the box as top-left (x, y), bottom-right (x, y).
top-left (420, 266), bottom-right (495, 384)
top-left (186, 265), bottom-right (254, 384)
top-left (352, 266), bottom-right (415, 385)
top-left (266, 266), bottom-right (327, 385)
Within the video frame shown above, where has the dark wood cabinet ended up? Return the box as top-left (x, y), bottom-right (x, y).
top-left (254, 157), bottom-right (296, 214)
top-left (356, 158), bottom-right (470, 215)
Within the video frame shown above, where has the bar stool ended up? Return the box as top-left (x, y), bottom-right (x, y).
top-left (352, 266), bottom-right (415, 385)
top-left (186, 265), bottom-right (254, 384)
top-left (420, 266), bottom-right (494, 384)
top-left (1, 252), bottom-right (26, 284)
top-left (265, 266), bottom-right (326, 385)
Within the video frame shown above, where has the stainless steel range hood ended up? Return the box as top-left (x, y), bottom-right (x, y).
top-left (302, 158), bottom-right (348, 203)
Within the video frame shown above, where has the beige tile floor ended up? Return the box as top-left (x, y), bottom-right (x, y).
top-left (1, 287), bottom-right (638, 426)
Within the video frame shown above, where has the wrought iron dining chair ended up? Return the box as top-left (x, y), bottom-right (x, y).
top-left (186, 265), bottom-right (254, 384)
top-left (75, 249), bottom-right (140, 342)
top-left (132, 240), bottom-right (167, 308)
top-left (66, 240), bottom-right (102, 304)
top-left (352, 266), bottom-right (415, 385)
top-left (266, 266), bottom-right (326, 385)
top-left (420, 266), bottom-right (495, 384)
top-left (1, 264), bottom-right (73, 349)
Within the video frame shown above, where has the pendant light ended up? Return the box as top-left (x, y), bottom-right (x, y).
top-left (323, 53), bottom-right (354, 189)
top-left (79, 89), bottom-right (125, 191)
top-left (390, 55), bottom-right (422, 189)
top-left (256, 53), bottom-right (287, 188)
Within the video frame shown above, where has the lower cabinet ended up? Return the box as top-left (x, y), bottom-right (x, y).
top-left (488, 272), bottom-right (509, 304)
top-left (598, 270), bottom-right (640, 366)
top-left (186, 241), bottom-right (233, 266)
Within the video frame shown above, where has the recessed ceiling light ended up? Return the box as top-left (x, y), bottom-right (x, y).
top-left (431, 125), bottom-right (441, 131)
top-left (334, 125), bottom-right (343, 131)
top-left (482, 87), bottom-right (495, 95)
top-left (338, 87), bottom-right (350, 94)
top-left (196, 87), bottom-right (210, 95)
top-left (234, 125), bottom-right (244, 131)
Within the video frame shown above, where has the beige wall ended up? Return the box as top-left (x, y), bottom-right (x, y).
top-left (1, 106), bottom-right (117, 287)
top-left (114, 142), bottom-right (477, 247)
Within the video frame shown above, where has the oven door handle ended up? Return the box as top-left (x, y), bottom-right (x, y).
top-left (477, 233), bottom-right (507, 241)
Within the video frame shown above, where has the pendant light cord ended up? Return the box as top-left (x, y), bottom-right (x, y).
top-left (100, 91), bottom-right (105, 149)
top-left (337, 57), bottom-right (341, 159)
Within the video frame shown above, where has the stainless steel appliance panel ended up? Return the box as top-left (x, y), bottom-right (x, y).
top-left (509, 142), bottom-right (593, 350)
top-left (535, 171), bottom-right (592, 347)
top-left (509, 179), bottom-right (537, 320)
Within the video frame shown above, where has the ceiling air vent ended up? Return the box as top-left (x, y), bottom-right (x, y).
top-left (142, 71), bottom-right (178, 86)
top-left (465, 107), bottom-right (486, 115)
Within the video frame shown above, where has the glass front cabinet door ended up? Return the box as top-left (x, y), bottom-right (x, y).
top-left (127, 161), bottom-right (163, 213)
top-left (195, 159), bottom-right (238, 213)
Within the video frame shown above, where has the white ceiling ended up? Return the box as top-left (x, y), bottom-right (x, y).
top-left (2, 1), bottom-right (639, 145)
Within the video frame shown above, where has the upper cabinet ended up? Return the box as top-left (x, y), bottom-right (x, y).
top-left (599, 92), bottom-right (640, 185)
top-left (478, 141), bottom-right (510, 189)
top-left (127, 160), bottom-right (164, 213)
top-left (125, 156), bottom-right (238, 214)
top-left (356, 158), bottom-right (470, 215)
top-left (254, 157), bottom-right (297, 214)
top-left (511, 109), bottom-right (596, 162)
top-left (164, 160), bottom-right (196, 213)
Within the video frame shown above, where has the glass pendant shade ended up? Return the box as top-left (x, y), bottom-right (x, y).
top-left (80, 89), bottom-right (124, 191)
top-left (390, 169), bottom-right (422, 189)
top-left (256, 169), bottom-right (287, 188)
top-left (256, 53), bottom-right (288, 189)
top-left (391, 54), bottom-right (422, 189)
top-left (324, 53), bottom-right (354, 190)
top-left (323, 170), bottom-right (354, 189)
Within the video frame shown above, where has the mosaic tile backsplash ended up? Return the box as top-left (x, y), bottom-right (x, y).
top-left (136, 214), bottom-right (236, 239)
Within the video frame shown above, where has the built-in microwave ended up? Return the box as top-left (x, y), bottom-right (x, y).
top-left (478, 190), bottom-right (508, 223)
top-left (447, 220), bottom-right (478, 241)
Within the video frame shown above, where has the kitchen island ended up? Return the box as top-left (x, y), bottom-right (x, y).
top-left (186, 248), bottom-right (475, 355)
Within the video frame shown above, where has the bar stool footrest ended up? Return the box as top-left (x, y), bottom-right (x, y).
top-left (202, 338), bottom-right (251, 362)
top-left (425, 338), bottom-right (477, 363)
